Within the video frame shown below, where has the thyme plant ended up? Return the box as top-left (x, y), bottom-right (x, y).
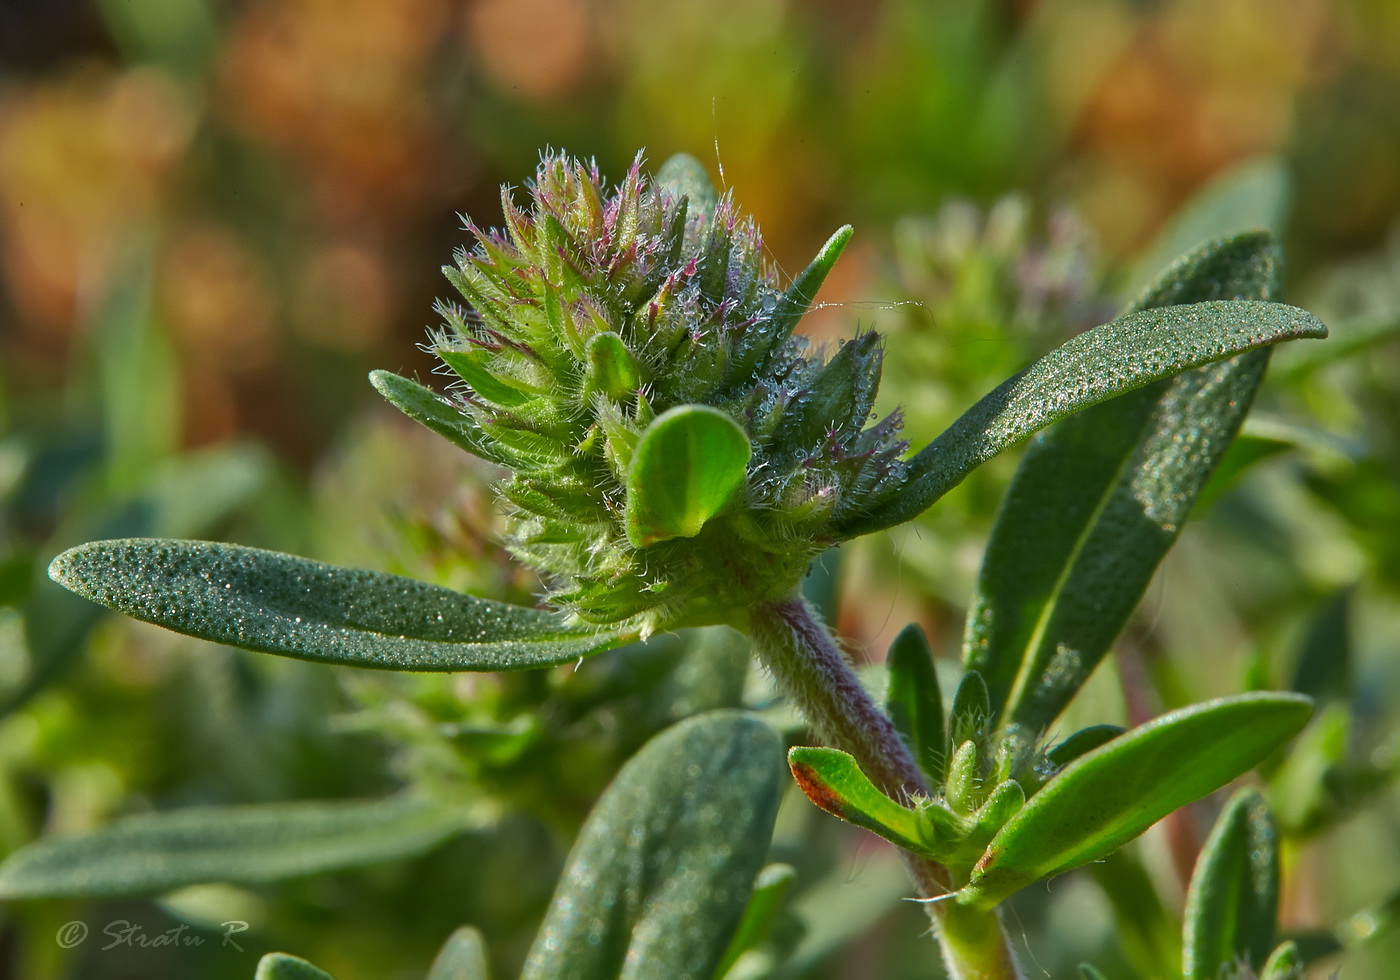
top-left (16, 152), bottom-right (1334, 979)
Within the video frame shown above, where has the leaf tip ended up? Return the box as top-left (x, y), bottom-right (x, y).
top-left (787, 749), bottom-right (849, 820)
top-left (47, 542), bottom-right (96, 594)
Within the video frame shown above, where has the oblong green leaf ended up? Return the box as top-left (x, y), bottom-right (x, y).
top-left (625, 405), bottom-right (752, 547)
top-left (885, 624), bottom-right (945, 784)
top-left (48, 539), bottom-right (625, 671)
top-left (771, 225), bottom-right (853, 341)
top-left (0, 794), bottom-right (473, 899)
top-left (429, 926), bottom-right (491, 980)
top-left (522, 710), bottom-right (783, 980)
top-left (256, 954), bottom-right (337, 980)
top-left (958, 693), bottom-right (1312, 910)
top-left (370, 370), bottom-right (513, 467)
top-left (961, 233), bottom-right (1299, 729)
top-left (1183, 789), bottom-right (1280, 980)
top-left (732, 225), bottom-right (853, 382)
top-left (788, 746), bottom-right (931, 856)
top-left (834, 296), bottom-right (1325, 538)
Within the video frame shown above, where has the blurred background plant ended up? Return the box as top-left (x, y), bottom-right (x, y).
top-left (1, 0), bottom-right (1399, 977)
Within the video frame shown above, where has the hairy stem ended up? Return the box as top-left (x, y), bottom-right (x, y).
top-left (747, 594), bottom-right (1022, 980)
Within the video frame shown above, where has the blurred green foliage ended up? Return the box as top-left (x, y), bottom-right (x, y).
top-left (2, 0), bottom-right (1400, 977)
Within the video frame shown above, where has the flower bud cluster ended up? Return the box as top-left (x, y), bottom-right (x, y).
top-left (427, 152), bottom-right (907, 635)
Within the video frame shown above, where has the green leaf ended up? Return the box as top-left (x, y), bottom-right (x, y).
top-left (949, 670), bottom-right (991, 750)
top-left (48, 539), bottom-right (625, 671)
top-left (437, 348), bottom-right (536, 407)
top-left (625, 406), bottom-right (752, 547)
top-left (1268, 703), bottom-right (1350, 836)
top-left (584, 331), bottom-right (643, 402)
top-left (1045, 726), bottom-right (1125, 770)
top-left (1183, 789), bottom-right (1280, 979)
top-left (1077, 965), bottom-right (1110, 980)
top-left (255, 954), bottom-right (338, 980)
top-left (958, 693), bottom-right (1312, 910)
top-left (522, 710), bottom-right (783, 980)
top-left (0, 794), bottom-right (473, 899)
top-left (885, 624), bottom-right (946, 783)
top-left (770, 225), bottom-right (853, 342)
top-left (772, 331), bottom-right (881, 451)
top-left (1259, 941), bottom-right (1302, 979)
top-left (429, 926), bottom-right (491, 980)
top-left (960, 233), bottom-right (1300, 729)
top-left (945, 739), bottom-right (982, 816)
top-left (655, 153), bottom-right (717, 214)
top-left (370, 370), bottom-right (513, 467)
top-left (834, 294), bottom-right (1325, 539)
top-left (1088, 851), bottom-right (1183, 979)
top-left (787, 746), bottom-right (931, 856)
top-left (731, 225), bottom-right (853, 383)
top-left (713, 863), bottom-right (796, 979)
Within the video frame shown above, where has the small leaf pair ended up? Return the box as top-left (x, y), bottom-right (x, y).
top-left (788, 693), bottom-right (1311, 911)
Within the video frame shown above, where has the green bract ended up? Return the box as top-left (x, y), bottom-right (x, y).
top-left (376, 153), bottom-right (900, 636)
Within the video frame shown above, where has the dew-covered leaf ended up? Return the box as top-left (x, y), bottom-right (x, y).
top-left (959, 233), bottom-right (1301, 729)
top-left (48, 539), bottom-right (625, 671)
top-left (958, 694), bottom-right (1312, 910)
top-left (788, 746), bottom-right (931, 856)
top-left (522, 710), bottom-right (783, 980)
top-left (625, 406), bottom-right (752, 547)
top-left (835, 292), bottom-right (1325, 539)
top-left (0, 794), bottom-right (475, 899)
top-left (1183, 789), bottom-right (1280, 980)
